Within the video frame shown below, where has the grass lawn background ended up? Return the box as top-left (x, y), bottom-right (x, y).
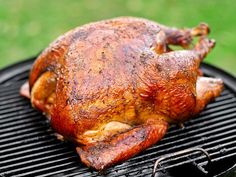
top-left (0, 0), bottom-right (235, 75)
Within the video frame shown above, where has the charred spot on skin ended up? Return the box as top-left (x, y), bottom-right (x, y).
top-left (137, 127), bottom-right (147, 141)
top-left (63, 81), bottom-right (70, 85)
top-left (139, 51), bottom-right (153, 65)
top-left (99, 69), bottom-right (103, 74)
top-left (66, 97), bottom-right (77, 106)
top-left (140, 53), bottom-right (147, 64)
top-left (101, 51), bottom-right (106, 60)
top-left (66, 98), bottom-right (71, 106)
top-left (73, 30), bottom-right (89, 41)
top-left (132, 26), bottom-right (138, 30)
top-left (103, 42), bottom-right (111, 49)
top-left (155, 63), bottom-right (162, 72)
top-left (79, 109), bottom-right (90, 119)
top-left (46, 65), bottom-right (56, 72)
top-left (66, 94), bottom-right (83, 106)
top-left (75, 95), bottom-right (84, 101)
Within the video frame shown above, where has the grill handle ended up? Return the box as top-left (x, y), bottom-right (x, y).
top-left (151, 147), bottom-right (212, 177)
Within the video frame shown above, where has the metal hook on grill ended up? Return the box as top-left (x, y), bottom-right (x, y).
top-left (151, 147), bottom-right (212, 177)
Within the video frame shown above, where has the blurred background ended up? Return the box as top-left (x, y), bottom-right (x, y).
top-left (0, 0), bottom-right (235, 74)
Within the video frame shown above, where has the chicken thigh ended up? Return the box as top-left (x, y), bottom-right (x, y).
top-left (20, 17), bottom-right (223, 170)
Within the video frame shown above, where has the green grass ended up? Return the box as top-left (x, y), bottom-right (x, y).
top-left (0, 0), bottom-right (236, 74)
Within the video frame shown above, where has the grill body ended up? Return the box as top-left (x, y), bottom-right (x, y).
top-left (0, 58), bottom-right (236, 177)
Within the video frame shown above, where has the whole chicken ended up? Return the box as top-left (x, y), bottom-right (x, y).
top-left (20, 17), bottom-right (223, 170)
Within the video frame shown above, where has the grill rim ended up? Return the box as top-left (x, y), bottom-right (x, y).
top-left (0, 56), bottom-right (236, 177)
top-left (0, 57), bottom-right (34, 84)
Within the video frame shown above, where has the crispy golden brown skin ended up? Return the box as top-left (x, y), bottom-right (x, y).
top-left (20, 17), bottom-right (223, 170)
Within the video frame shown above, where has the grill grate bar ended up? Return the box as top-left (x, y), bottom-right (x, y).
top-left (0, 104), bottom-right (32, 116)
top-left (0, 99), bottom-right (234, 177)
top-left (0, 112), bottom-right (232, 155)
top-left (215, 92), bottom-right (234, 100)
top-left (202, 132), bottom-right (236, 149)
top-left (0, 112), bottom-right (234, 170)
top-left (151, 129), bottom-right (236, 160)
top-left (0, 90), bottom-right (22, 98)
top-left (0, 94), bottom-right (24, 102)
top-left (62, 168), bottom-right (100, 177)
top-left (0, 88), bottom-right (19, 95)
top-left (0, 102), bottom-right (234, 177)
top-left (0, 112), bottom-right (41, 124)
top-left (0, 121), bottom-right (49, 137)
top-left (0, 138), bottom-right (60, 154)
top-left (158, 139), bottom-right (236, 165)
top-left (188, 109), bottom-right (236, 128)
top-left (108, 146), bottom-right (236, 177)
top-left (62, 171), bottom-right (96, 177)
top-left (0, 115), bottom-right (42, 129)
top-left (211, 152), bottom-right (236, 162)
top-left (193, 108), bottom-right (236, 127)
top-left (0, 142), bottom-right (69, 159)
top-left (0, 147), bottom-right (73, 165)
top-left (113, 129), bottom-right (236, 172)
top-left (160, 113), bottom-right (236, 144)
top-left (69, 148), bottom-right (236, 177)
top-left (0, 83), bottom-right (24, 92)
top-left (2, 155), bottom-right (79, 175)
top-left (197, 103), bottom-right (236, 117)
top-left (0, 127), bottom-right (51, 144)
top-left (9, 71), bottom-right (29, 81)
top-left (0, 108), bottom-right (36, 119)
top-left (0, 151), bottom-right (76, 171)
top-left (0, 112), bottom-right (40, 127)
top-left (2, 80), bottom-right (24, 86)
top-left (0, 101), bottom-right (30, 111)
top-left (163, 146), bottom-right (236, 171)
top-left (0, 97), bottom-right (29, 107)
top-left (220, 89), bottom-right (231, 95)
top-left (145, 127), bottom-right (236, 160)
top-left (20, 165), bottom-right (80, 177)
top-left (205, 98), bottom-right (236, 110)
top-left (167, 107), bottom-right (236, 136)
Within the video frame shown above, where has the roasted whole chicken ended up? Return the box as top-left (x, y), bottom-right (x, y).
top-left (20, 17), bottom-right (223, 170)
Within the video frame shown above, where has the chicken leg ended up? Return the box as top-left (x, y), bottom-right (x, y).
top-left (77, 119), bottom-right (168, 170)
top-left (160, 23), bottom-right (210, 48)
top-left (194, 77), bottom-right (223, 115)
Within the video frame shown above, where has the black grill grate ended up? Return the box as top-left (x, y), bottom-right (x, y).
top-left (0, 58), bottom-right (236, 177)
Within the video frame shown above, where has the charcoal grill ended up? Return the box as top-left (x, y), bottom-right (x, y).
top-left (0, 57), bottom-right (236, 177)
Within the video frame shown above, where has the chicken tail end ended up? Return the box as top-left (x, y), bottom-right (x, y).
top-left (20, 81), bottom-right (30, 99)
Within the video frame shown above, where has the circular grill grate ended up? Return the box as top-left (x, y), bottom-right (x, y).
top-left (0, 58), bottom-right (236, 177)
